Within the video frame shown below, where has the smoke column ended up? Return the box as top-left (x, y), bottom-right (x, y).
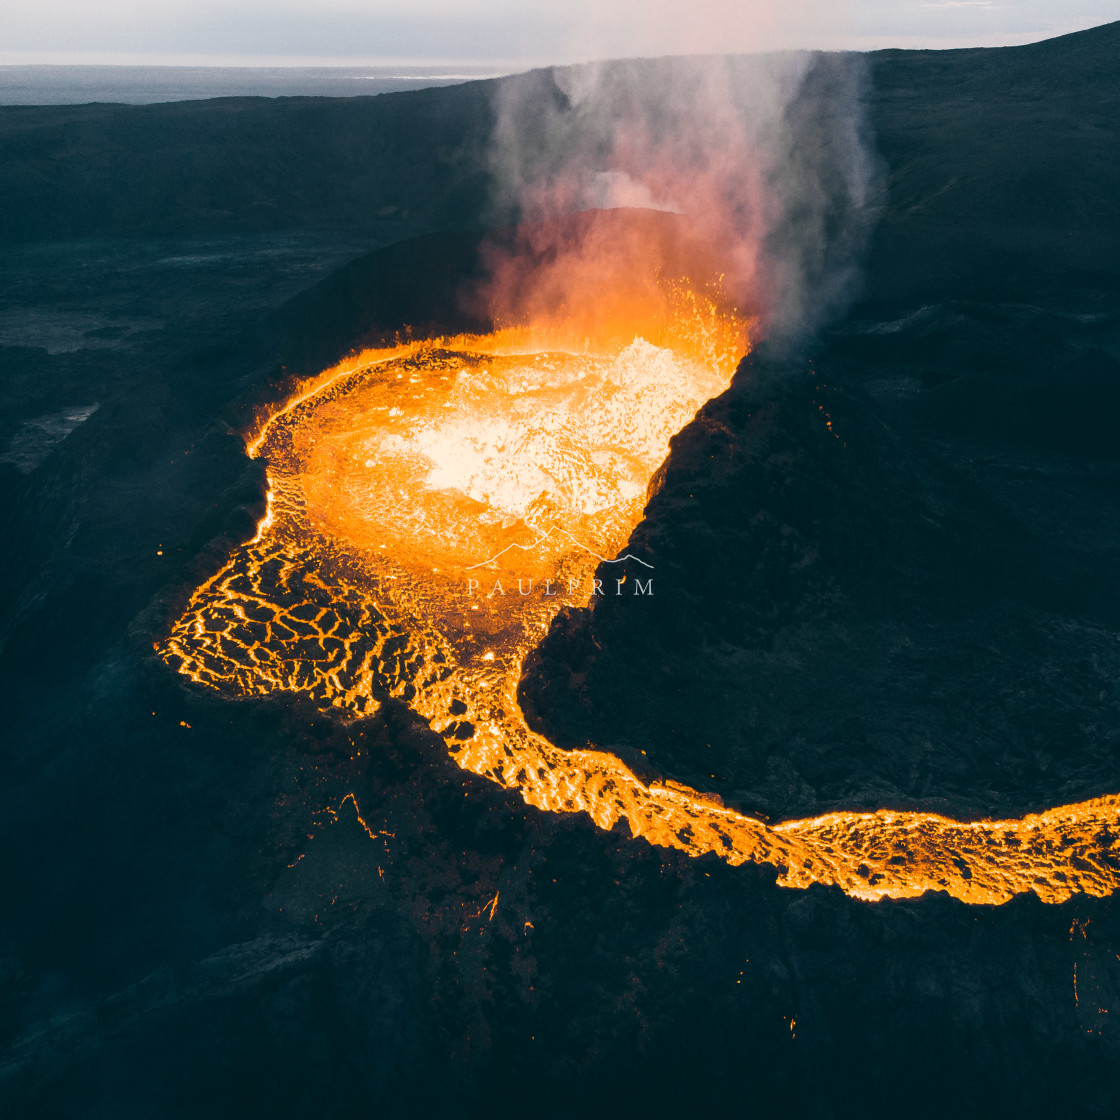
top-left (480, 49), bottom-right (883, 344)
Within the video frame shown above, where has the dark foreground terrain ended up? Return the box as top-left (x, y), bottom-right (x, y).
top-left (2, 22), bottom-right (1120, 1118)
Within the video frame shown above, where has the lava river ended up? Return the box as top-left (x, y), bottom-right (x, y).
top-left (162, 324), bottom-right (1120, 907)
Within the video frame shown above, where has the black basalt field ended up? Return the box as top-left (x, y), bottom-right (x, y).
top-left (2, 22), bottom-right (1120, 1118)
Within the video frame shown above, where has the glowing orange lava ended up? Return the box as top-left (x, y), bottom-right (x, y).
top-left (162, 285), bottom-right (1120, 908)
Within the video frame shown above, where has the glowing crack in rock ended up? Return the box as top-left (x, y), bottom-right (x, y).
top-left (162, 318), bottom-right (1120, 907)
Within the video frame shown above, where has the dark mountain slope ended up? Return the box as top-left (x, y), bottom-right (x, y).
top-left (863, 21), bottom-right (1120, 302)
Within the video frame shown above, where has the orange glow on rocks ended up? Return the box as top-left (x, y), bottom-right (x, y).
top-left (162, 258), bottom-right (1120, 908)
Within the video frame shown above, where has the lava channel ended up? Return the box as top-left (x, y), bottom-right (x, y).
top-left (162, 318), bottom-right (1120, 906)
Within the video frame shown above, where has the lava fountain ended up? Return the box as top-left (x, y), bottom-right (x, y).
top-left (162, 216), bottom-right (1120, 907)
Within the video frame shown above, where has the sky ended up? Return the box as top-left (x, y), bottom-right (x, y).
top-left (3, 0), bottom-right (1120, 66)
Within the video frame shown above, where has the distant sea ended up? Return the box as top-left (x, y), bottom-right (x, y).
top-left (0, 64), bottom-right (516, 106)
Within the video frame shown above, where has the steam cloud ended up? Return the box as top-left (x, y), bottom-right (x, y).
top-left (480, 50), bottom-right (883, 345)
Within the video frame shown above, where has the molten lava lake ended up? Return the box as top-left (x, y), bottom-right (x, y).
top-left (162, 335), bottom-right (1120, 907)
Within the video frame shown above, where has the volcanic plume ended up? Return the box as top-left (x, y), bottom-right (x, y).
top-left (479, 52), bottom-right (882, 343)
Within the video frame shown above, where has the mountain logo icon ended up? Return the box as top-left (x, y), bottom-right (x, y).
top-left (465, 525), bottom-right (654, 571)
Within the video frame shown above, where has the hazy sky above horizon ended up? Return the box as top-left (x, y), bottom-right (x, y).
top-left (3, 0), bottom-right (1119, 66)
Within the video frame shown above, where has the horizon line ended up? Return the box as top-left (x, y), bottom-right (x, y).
top-left (0, 23), bottom-right (1111, 71)
top-left (0, 53), bottom-right (541, 70)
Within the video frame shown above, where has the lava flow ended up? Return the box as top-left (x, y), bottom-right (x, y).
top-left (162, 282), bottom-right (1120, 907)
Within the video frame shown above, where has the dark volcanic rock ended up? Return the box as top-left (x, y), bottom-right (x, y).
top-left (5, 22), bottom-right (1120, 1120)
top-left (520, 343), bottom-right (1120, 821)
top-left (863, 20), bottom-right (1120, 303)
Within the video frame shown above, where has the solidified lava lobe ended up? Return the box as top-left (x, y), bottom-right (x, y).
top-left (162, 321), bottom-right (1120, 907)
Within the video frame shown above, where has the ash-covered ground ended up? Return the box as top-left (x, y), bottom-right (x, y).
top-left (2, 22), bottom-right (1120, 1118)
